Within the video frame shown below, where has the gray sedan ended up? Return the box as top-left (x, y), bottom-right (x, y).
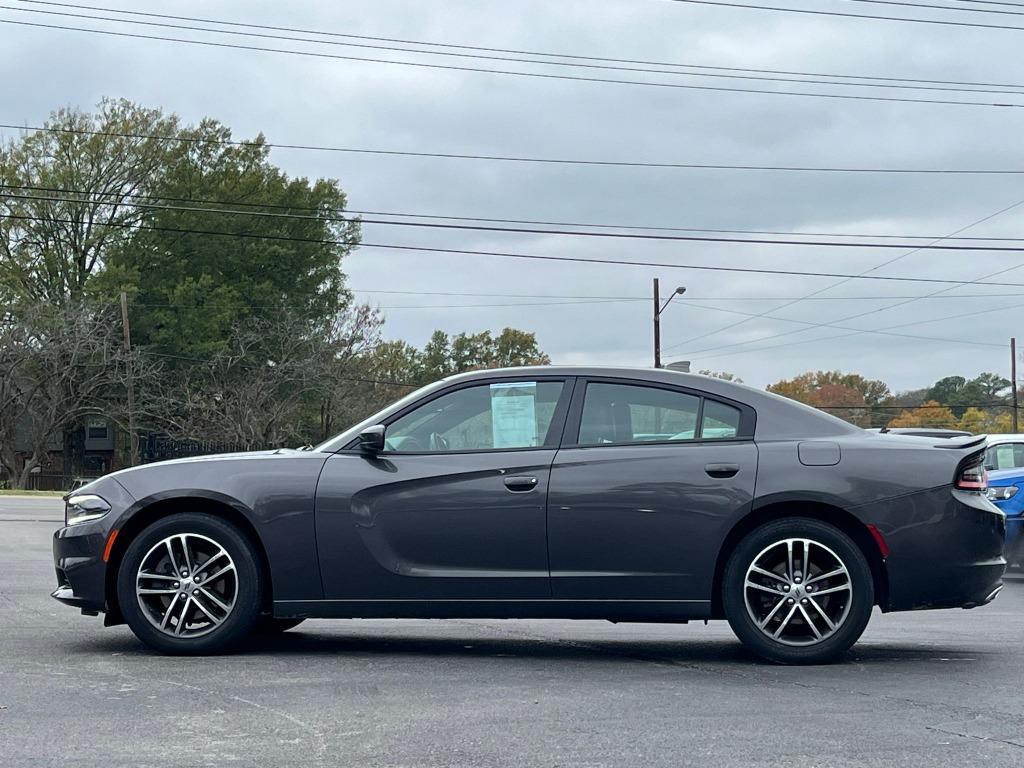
top-left (52, 367), bottom-right (1005, 664)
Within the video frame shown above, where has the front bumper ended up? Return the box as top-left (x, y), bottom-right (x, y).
top-left (51, 476), bottom-right (135, 614)
top-left (52, 524), bottom-right (109, 612)
top-left (866, 487), bottom-right (1006, 612)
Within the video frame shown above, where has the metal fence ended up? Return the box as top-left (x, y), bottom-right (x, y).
top-left (0, 472), bottom-right (93, 492)
top-left (140, 434), bottom-right (276, 463)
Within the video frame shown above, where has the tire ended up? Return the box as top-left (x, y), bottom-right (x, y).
top-left (722, 518), bottom-right (874, 665)
top-left (256, 617), bottom-right (305, 633)
top-left (116, 513), bottom-right (263, 655)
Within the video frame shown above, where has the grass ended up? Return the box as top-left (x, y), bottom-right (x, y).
top-left (0, 489), bottom-right (65, 497)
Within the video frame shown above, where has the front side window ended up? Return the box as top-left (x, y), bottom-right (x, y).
top-left (384, 381), bottom-right (564, 452)
top-left (577, 382), bottom-right (743, 445)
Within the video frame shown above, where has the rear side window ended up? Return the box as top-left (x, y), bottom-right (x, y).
top-left (702, 400), bottom-right (741, 439)
top-left (576, 382), bottom-right (744, 445)
top-left (986, 442), bottom-right (1024, 470)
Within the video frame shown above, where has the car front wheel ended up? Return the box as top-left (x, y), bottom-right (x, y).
top-left (723, 518), bottom-right (874, 664)
top-left (116, 513), bottom-right (262, 654)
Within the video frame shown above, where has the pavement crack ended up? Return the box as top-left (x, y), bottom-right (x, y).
top-left (926, 725), bottom-right (1024, 750)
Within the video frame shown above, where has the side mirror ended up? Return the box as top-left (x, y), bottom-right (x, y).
top-left (358, 425), bottom-right (386, 454)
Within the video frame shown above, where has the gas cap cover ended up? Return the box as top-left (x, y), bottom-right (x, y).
top-left (798, 441), bottom-right (841, 466)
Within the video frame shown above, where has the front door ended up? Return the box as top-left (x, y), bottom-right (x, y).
top-left (316, 377), bottom-right (572, 600)
top-left (547, 379), bottom-right (757, 601)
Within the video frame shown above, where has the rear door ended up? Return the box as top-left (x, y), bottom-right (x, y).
top-left (547, 378), bottom-right (757, 601)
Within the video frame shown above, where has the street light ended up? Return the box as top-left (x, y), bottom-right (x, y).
top-left (653, 279), bottom-right (686, 368)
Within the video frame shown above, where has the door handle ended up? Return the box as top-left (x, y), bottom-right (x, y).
top-left (503, 475), bottom-right (539, 492)
top-left (705, 463), bottom-right (740, 478)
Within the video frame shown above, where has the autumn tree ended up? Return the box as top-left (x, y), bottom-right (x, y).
top-left (887, 400), bottom-right (959, 429)
top-left (767, 370), bottom-right (889, 426)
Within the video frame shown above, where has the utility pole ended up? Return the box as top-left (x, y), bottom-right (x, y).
top-left (120, 292), bottom-right (138, 467)
top-left (653, 278), bottom-right (662, 368)
top-left (1013, 337), bottom-right (1019, 433)
top-left (653, 278), bottom-right (687, 368)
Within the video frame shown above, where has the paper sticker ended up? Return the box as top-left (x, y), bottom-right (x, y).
top-left (490, 382), bottom-right (538, 448)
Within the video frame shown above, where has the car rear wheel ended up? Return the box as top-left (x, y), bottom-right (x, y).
top-left (723, 518), bottom-right (874, 664)
top-left (116, 513), bottom-right (262, 655)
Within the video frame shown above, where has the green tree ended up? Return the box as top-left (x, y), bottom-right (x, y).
top-left (0, 99), bottom-right (177, 305)
top-left (105, 118), bottom-right (360, 361)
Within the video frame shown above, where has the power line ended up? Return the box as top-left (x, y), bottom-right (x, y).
top-left (5, 123), bottom-right (1024, 175)
top-left (2, 17), bottom-right (1022, 109)
top-left (17, 190), bottom-right (1024, 249)
top-left (137, 298), bottom-right (647, 311)
top-left (7, 2), bottom-right (1024, 98)
top-left (125, 293), bottom-right (997, 347)
top-left (847, 0), bottom-right (1024, 18)
top-left (667, 0), bottom-right (1024, 31)
top-left (10, 211), bottom-right (1024, 286)
top-left (682, 286), bottom-right (1024, 360)
top-left (673, 297), bottom-right (1007, 346)
top-left (16, 1), bottom-right (1024, 91)
top-left (663, 194), bottom-right (1024, 352)
top-left (10, 183), bottom-right (1024, 242)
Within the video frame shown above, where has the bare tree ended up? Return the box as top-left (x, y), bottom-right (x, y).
top-left (162, 306), bottom-right (382, 447)
top-left (0, 303), bottom-right (160, 488)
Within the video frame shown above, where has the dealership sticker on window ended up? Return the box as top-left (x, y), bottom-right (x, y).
top-left (490, 382), bottom-right (538, 448)
top-left (997, 445), bottom-right (1016, 469)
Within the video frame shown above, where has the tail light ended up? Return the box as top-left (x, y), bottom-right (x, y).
top-left (955, 456), bottom-right (988, 491)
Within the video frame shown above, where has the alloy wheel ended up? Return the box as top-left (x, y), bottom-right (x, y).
top-left (743, 537), bottom-right (853, 647)
top-left (135, 533), bottom-right (238, 638)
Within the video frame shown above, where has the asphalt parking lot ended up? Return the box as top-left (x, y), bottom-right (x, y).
top-left (2, 496), bottom-right (1023, 767)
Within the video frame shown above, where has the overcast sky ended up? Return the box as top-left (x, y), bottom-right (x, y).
top-left (4, 0), bottom-right (1024, 391)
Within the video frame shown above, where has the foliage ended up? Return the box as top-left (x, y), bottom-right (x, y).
top-left (0, 98), bottom-right (178, 305)
top-left (101, 118), bottom-right (361, 361)
top-left (887, 400), bottom-right (959, 429)
top-left (926, 373), bottom-right (1010, 417)
top-left (766, 370), bottom-right (890, 426)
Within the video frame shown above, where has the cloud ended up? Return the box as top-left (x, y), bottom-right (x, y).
top-left (2, 0), bottom-right (1022, 390)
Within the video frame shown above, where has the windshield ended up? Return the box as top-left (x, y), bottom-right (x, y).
top-left (313, 380), bottom-right (440, 453)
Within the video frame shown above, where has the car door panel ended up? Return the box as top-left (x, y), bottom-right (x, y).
top-left (547, 442), bottom-right (757, 600)
top-left (316, 451), bottom-right (556, 600)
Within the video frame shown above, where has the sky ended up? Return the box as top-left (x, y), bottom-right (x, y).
top-left (3, 0), bottom-right (1024, 391)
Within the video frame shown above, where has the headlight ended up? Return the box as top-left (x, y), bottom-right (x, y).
top-left (65, 494), bottom-right (112, 525)
top-left (985, 486), bottom-right (1019, 502)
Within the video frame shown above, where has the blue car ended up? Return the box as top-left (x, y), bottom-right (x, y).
top-left (986, 467), bottom-right (1024, 569)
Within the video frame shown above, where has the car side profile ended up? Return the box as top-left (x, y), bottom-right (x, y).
top-left (52, 367), bottom-right (1006, 664)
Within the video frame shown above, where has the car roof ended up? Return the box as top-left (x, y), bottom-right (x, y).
top-left (317, 365), bottom-right (863, 452)
top-left (439, 366), bottom-right (862, 439)
top-left (985, 434), bottom-right (1024, 444)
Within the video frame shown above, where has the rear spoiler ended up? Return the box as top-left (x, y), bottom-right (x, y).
top-left (932, 434), bottom-right (987, 450)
